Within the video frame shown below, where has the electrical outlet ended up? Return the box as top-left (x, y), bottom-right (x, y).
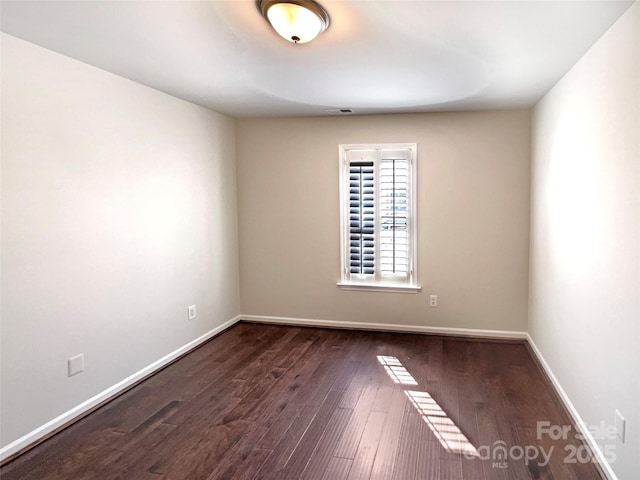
top-left (429, 295), bottom-right (438, 307)
top-left (615, 410), bottom-right (625, 442)
top-left (68, 354), bottom-right (85, 377)
top-left (188, 305), bottom-right (197, 320)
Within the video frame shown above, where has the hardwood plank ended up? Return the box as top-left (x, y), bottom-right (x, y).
top-left (440, 458), bottom-right (463, 480)
top-left (160, 327), bottom-right (294, 427)
top-left (104, 423), bottom-right (179, 479)
top-left (255, 345), bottom-right (365, 479)
top-left (370, 380), bottom-right (394, 413)
top-left (227, 328), bottom-right (331, 409)
top-left (256, 334), bottom-right (350, 449)
top-left (3, 429), bottom-right (124, 480)
top-left (456, 377), bottom-right (485, 480)
top-left (338, 339), bottom-right (380, 409)
top-left (241, 330), bottom-right (332, 423)
top-left (416, 435), bottom-right (440, 480)
top-left (279, 389), bottom-right (346, 480)
top-left (333, 372), bottom-right (382, 459)
top-left (434, 340), bottom-right (463, 462)
top-left (345, 411), bottom-right (386, 480)
top-left (207, 446), bottom-right (272, 480)
top-left (475, 400), bottom-right (509, 480)
top-left (301, 407), bottom-right (353, 480)
top-left (391, 412), bottom-right (422, 480)
top-left (368, 383), bottom-right (406, 480)
top-left (322, 457), bottom-right (353, 480)
top-left (161, 419), bottom-right (252, 479)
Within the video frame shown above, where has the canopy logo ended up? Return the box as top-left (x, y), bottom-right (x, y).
top-left (463, 440), bottom-right (554, 468)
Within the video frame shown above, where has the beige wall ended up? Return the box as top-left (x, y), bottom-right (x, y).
top-left (1, 35), bottom-right (240, 447)
top-left (529, 3), bottom-right (639, 478)
top-left (237, 111), bottom-right (531, 332)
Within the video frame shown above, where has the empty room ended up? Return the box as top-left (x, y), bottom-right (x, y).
top-left (1, 1), bottom-right (638, 479)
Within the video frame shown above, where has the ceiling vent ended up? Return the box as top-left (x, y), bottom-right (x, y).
top-left (325, 108), bottom-right (353, 114)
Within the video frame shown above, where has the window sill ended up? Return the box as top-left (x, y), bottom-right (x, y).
top-left (336, 282), bottom-right (422, 294)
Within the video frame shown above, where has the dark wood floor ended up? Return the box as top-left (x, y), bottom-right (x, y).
top-left (2, 322), bottom-right (603, 480)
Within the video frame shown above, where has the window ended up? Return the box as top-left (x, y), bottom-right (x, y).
top-left (338, 143), bottom-right (419, 292)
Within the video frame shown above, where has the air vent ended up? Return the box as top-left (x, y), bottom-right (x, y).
top-left (324, 108), bottom-right (354, 115)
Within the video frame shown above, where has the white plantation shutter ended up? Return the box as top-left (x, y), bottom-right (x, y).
top-left (379, 155), bottom-right (409, 280)
top-left (349, 160), bottom-right (375, 275)
top-left (340, 144), bottom-right (417, 290)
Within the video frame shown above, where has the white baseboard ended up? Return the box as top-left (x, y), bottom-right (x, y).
top-left (241, 314), bottom-right (527, 340)
top-left (526, 334), bottom-right (618, 480)
top-left (0, 314), bottom-right (241, 463)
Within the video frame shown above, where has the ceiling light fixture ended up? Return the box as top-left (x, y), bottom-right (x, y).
top-left (258, 0), bottom-right (330, 44)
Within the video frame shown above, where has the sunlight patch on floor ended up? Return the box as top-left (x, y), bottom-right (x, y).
top-left (377, 355), bottom-right (418, 386)
top-left (405, 390), bottom-right (479, 457)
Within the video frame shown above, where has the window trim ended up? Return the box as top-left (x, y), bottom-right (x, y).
top-left (336, 282), bottom-right (422, 293)
top-left (338, 143), bottom-right (420, 293)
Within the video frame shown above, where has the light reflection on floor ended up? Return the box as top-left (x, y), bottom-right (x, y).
top-left (376, 355), bottom-right (418, 385)
top-left (376, 355), bottom-right (478, 457)
top-left (405, 390), bottom-right (479, 456)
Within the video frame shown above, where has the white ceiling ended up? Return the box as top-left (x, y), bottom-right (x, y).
top-left (1, 0), bottom-right (634, 117)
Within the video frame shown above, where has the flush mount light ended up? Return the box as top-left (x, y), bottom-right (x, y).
top-left (258, 0), bottom-right (330, 44)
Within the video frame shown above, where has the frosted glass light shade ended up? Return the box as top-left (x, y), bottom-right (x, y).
top-left (259, 0), bottom-right (330, 44)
